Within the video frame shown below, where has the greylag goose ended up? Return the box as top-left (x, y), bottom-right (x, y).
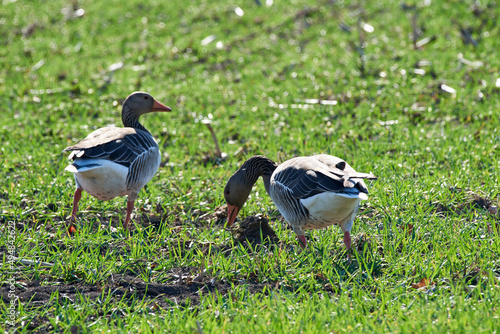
top-left (223, 155), bottom-right (377, 250)
top-left (64, 92), bottom-right (171, 231)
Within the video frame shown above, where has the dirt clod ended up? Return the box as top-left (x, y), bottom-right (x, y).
top-left (196, 205), bottom-right (227, 225)
top-left (233, 214), bottom-right (279, 245)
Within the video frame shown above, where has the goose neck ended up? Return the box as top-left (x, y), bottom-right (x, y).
top-left (241, 156), bottom-right (277, 194)
top-left (121, 106), bottom-right (149, 133)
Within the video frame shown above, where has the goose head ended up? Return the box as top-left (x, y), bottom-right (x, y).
top-left (122, 92), bottom-right (171, 125)
top-left (224, 170), bottom-right (253, 227)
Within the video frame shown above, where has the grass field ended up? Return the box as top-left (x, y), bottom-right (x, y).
top-left (1, 0), bottom-right (500, 332)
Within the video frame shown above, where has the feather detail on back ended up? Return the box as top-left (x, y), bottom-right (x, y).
top-left (65, 128), bottom-right (158, 168)
top-left (273, 155), bottom-right (376, 201)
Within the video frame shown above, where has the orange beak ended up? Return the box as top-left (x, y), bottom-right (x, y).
top-left (153, 99), bottom-right (172, 112)
top-left (226, 204), bottom-right (240, 227)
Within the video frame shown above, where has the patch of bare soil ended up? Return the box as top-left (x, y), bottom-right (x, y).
top-left (431, 190), bottom-right (499, 218)
top-left (194, 205), bottom-right (227, 226)
top-left (0, 273), bottom-right (275, 332)
top-left (233, 214), bottom-right (279, 245)
top-left (0, 273), bottom-right (269, 308)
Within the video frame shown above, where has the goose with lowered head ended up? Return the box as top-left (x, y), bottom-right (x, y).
top-left (223, 154), bottom-right (377, 251)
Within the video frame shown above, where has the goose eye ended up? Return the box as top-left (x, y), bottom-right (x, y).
top-left (144, 96), bottom-right (149, 100)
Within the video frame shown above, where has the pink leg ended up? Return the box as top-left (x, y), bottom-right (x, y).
top-left (343, 231), bottom-right (352, 261)
top-left (71, 188), bottom-right (82, 222)
top-left (343, 231), bottom-right (351, 250)
top-left (123, 200), bottom-right (135, 230)
top-left (297, 235), bottom-right (308, 248)
top-left (68, 188), bottom-right (82, 235)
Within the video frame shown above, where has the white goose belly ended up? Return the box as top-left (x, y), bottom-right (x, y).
top-left (71, 159), bottom-right (130, 201)
top-left (299, 192), bottom-right (364, 230)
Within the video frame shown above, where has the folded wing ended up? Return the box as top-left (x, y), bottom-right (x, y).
top-left (64, 127), bottom-right (158, 168)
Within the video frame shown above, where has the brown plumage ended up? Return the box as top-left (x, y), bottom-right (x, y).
top-left (64, 92), bottom-right (171, 231)
top-left (223, 155), bottom-right (377, 251)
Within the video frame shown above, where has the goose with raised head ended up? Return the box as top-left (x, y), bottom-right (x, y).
top-left (64, 92), bottom-right (171, 231)
top-left (223, 155), bottom-right (377, 250)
